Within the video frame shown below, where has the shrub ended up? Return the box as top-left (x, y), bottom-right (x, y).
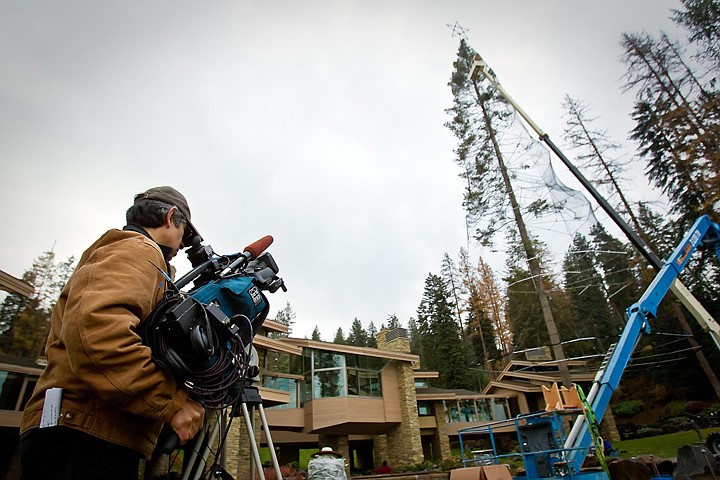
top-left (636, 426), bottom-right (664, 438)
top-left (688, 401), bottom-right (711, 414)
top-left (665, 401), bottom-right (688, 417)
top-left (261, 465), bottom-right (301, 480)
top-left (660, 416), bottom-right (692, 433)
top-left (613, 400), bottom-right (645, 418)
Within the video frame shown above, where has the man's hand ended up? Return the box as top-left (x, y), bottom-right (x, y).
top-left (169, 398), bottom-right (205, 444)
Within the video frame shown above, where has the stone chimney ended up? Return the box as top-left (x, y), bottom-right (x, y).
top-left (376, 328), bottom-right (421, 369)
top-left (376, 328), bottom-right (410, 353)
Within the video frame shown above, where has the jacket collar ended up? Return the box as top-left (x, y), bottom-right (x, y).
top-left (123, 224), bottom-right (173, 269)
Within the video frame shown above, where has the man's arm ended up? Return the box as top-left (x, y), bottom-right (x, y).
top-left (60, 236), bottom-right (190, 422)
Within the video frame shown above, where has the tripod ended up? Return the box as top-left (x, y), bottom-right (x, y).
top-left (179, 385), bottom-right (283, 480)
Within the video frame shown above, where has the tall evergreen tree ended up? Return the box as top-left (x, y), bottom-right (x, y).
top-left (0, 249), bottom-right (74, 358)
top-left (474, 255), bottom-right (511, 359)
top-left (417, 273), bottom-right (475, 390)
top-left (562, 234), bottom-right (619, 355)
top-left (333, 328), bottom-right (345, 345)
top-left (311, 326), bottom-right (322, 341)
top-left (385, 314), bottom-right (402, 330)
top-left (407, 317), bottom-right (421, 355)
top-left (366, 321), bottom-right (378, 348)
top-left (346, 317), bottom-right (368, 347)
top-left (447, 39), bottom-right (572, 385)
top-left (269, 301), bottom-right (296, 339)
top-left (589, 223), bottom-right (642, 323)
top-left (672, 0), bottom-right (720, 69)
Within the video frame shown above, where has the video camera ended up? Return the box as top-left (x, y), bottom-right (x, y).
top-left (141, 234), bottom-right (286, 409)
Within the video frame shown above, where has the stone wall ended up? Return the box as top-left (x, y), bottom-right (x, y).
top-left (385, 361), bottom-right (424, 467)
top-left (376, 328), bottom-right (424, 468)
top-left (432, 401), bottom-right (451, 461)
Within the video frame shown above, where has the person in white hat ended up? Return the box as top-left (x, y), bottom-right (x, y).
top-left (308, 447), bottom-right (347, 480)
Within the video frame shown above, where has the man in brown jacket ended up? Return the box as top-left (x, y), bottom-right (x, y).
top-left (20, 186), bottom-right (205, 480)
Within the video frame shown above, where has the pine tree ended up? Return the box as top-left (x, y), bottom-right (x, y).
top-left (441, 253), bottom-right (465, 336)
top-left (475, 255), bottom-right (511, 359)
top-left (589, 223), bottom-right (642, 323)
top-left (311, 326), bottom-right (322, 341)
top-left (386, 314), bottom-right (401, 330)
top-left (417, 273), bottom-right (475, 390)
top-left (346, 318), bottom-right (368, 347)
top-left (0, 249), bottom-right (74, 358)
top-left (562, 234), bottom-right (619, 355)
top-left (447, 39), bottom-right (572, 385)
top-left (457, 248), bottom-right (504, 377)
top-left (672, 0), bottom-right (720, 69)
top-left (408, 318), bottom-right (421, 355)
top-left (272, 301), bottom-right (296, 338)
top-left (366, 321), bottom-right (378, 348)
top-left (333, 328), bottom-right (345, 345)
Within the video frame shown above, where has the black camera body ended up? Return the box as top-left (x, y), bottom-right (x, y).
top-left (141, 236), bottom-right (285, 409)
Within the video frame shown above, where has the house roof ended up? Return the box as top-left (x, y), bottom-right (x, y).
top-left (482, 359), bottom-right (597, 395)
top-left (283, 338), bottom-right (419, 362)
top-left (415, 386), bottom-right (509, 401)
top-left (262, 319), bottom-right (289, 334)
top-left (0, 269), bottom-right (33, 297)
top-left (413, 369), bottom-right (439, 379)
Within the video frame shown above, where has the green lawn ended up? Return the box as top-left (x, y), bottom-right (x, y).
top-left (613, 427), bottom-right (720, 459)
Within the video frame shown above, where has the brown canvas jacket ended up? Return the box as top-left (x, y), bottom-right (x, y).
top-left (20, 229), bottom-right (189, 458)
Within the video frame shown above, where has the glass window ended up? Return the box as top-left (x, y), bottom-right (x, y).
top-left (314, 351), bottom-right (344, 369)
top-left (358, 370), bottom-right (381, 397)
top-left (345, 354), bottom-right (358, 368)
top-left (265, 351), bottom-right (290, 373)
top-left (417, 400), bottom-right (434, 417)
top-left (414, 379), bottom-right (428, 388)
top-left (21, 377), bottom-right (38, 410)
top-left (476, 398), bottom-right (493, 422)
top-left (444, 400), bottom-right (460, 423)
top-left (300, 377), bottom-right (312, 406)
top-left (313, 369), bottom-right (344, 398)
top-left (346, 370), bottom-right (359, 396)
top-left (492, 399), bottom-right (509, 421)
top-left (459, 400), bottom-right (477, 422)
top-left (263, 376), bottom-right (298, 408)
top-left (0, 371), bottom-right (23, 411)
top-left (302, 349), bottom-right (385, 401)
top-left (346, 368), bottom-right (381, 397)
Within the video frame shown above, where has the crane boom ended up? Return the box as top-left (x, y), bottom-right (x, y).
top-left (563, 215), bottom-right (720, 474)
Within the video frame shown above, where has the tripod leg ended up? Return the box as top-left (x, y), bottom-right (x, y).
top-left (182, 412), bottom-right (220, 480)
top-left (258, 403), bottom-right (283, 480)
top-left (182, 421), bottom-right (210, 480)
top-left (241, 402), bottom-right (266, 480)
top-left (191, 416), bottom-right (222, 480)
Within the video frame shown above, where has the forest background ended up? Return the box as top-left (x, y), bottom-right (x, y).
top-left (2, 0), bottom-right (720, 432)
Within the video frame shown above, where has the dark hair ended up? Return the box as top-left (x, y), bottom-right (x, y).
top-left (126, 199), bottom-right (187, 229)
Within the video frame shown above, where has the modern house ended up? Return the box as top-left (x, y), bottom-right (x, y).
top-left (0, 318), bottom-right (611, 480)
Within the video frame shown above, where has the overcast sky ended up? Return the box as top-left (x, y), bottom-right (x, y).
top-left (0, 1), bottom-right (684, 339)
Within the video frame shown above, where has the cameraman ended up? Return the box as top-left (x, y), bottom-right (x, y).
top-left (20, 186), bottom-right (205, 480)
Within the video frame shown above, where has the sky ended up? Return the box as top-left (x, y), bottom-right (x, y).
top-left (0, 1), bottom-right (685, 340)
